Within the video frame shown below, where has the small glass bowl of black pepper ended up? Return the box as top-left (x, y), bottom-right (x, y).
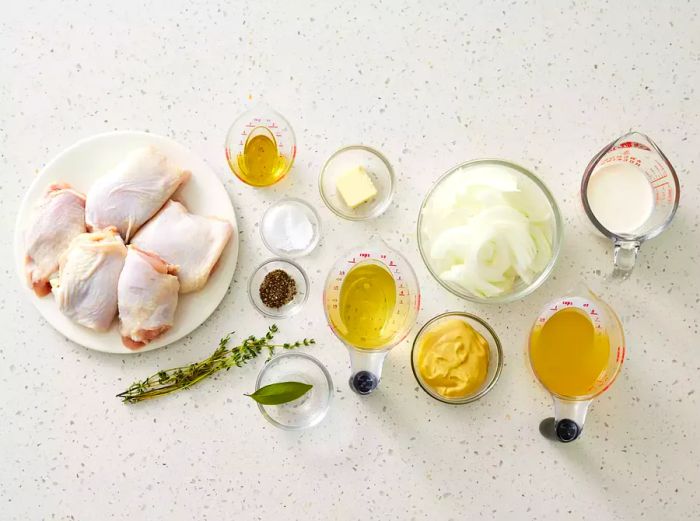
top-left (248, 258), bottom-right (309, 318)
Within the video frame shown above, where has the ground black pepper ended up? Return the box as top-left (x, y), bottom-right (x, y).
top-left (259, 269), bottom-right (297, 308)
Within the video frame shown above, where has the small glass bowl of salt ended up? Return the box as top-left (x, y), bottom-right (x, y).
top-left (261, 198), bottom-right (321, 257)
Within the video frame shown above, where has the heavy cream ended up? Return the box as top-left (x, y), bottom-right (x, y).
top-left (586, 163), bottom-right (654, 234)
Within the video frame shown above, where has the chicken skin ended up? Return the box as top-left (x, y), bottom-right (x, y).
top-left (131, 200), bottom-right (232, 293)
top-left (24, 183), bottom-right (86, 297)
top-left (118, 246), bottom-right (179, 349)
top-left (50, 228), bottom-right (127, 331)
top-left (85, 146), bottom-right (190, 241)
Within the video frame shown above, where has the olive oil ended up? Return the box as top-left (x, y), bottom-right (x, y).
top-left (334, 261), bottom-right (397, 349)
top-left (235, 127), bottom-right (288, 186)
top-left (529, 307), bottom-right (610, 398)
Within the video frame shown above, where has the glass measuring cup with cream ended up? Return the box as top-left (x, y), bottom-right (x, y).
top-left (581, 132), bottom-right (679, 279)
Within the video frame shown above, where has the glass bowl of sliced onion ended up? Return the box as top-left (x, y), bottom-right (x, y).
top-left (417, 159), bottom-right (563, 304)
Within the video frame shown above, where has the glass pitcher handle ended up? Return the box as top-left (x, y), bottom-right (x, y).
top-left (553, 399), bottom-right (591, 442)
top-left (348, 349), bottom-right (387, 396)
top-left (612, 240), bottom-right (640, 280)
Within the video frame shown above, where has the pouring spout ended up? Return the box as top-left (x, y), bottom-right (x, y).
top-left (347, 348), bottom-right (388, 395)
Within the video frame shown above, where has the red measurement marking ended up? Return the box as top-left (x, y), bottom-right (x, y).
top-left (562, 300), bottom-right (573, 306)
top-left (348, 258), bottom-right (356, 264)
top-left (539, 317), bottom-right (546, 323)
top-left (653, 181), bottom-right (669, 190)
top-left (245, 123), bottom-right (255, 127)
top-left (583, 303), bottom-right (589, 308)
top-left (270, 122), bottom-right (278, 128)
top-left (380, 254), bottom-right (387, 259)
top-left (399, 291), bottom-right (405, 296)
top-left (332, 285), bottom-right (338, 290)
top-left (616, 346), bottom-right (626, 363)
top-left (359, 253), bottom-right (370, 258)
top-left (389, 261), bottom-right (397, 267)
top-left (339, 271), bottom-right (345, 276)
top-left (611, 141), bottom-right (651, 152)
top-left (550, 306), bottom-right (558, 311)
top-left (590, 309), bottom-right (598, 315)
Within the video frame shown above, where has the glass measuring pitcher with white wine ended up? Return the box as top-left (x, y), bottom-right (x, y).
top-left (528, 286), bottom-right (625, 442)
top-left (323, 237), bottom-right (420, 395)
top-left (581, 132), bottom-right (679, 279)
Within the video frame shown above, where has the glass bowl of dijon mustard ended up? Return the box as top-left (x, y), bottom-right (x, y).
top-left (411, 312), bottom-right (503, 404)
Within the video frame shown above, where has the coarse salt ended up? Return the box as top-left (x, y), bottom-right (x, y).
top-left (263, 202), bottom-right (315, 253)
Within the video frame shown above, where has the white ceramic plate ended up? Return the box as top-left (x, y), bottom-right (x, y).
top-left (14, 131), bottom-right (239, 354)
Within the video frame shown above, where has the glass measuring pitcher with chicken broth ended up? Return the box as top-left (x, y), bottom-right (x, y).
top-left (581, 132), bottom-right (679, 279)
top-left (528, 287), bottom-right (625, 442)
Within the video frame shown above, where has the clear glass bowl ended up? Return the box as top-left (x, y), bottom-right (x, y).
top-left (248, 258), bottom-right (309, 318)
top-left (255, 352), bottom-right (333, 430)
top-left (319, 145), bottom-right (395, 220)
top-left (411, 312), bottom-right (503, 404)
top-left (417, 158), bottom-right (563, 304)
top-left (260, 198), bottom-right (321, 258)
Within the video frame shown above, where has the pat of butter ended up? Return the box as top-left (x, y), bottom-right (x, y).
top-left (336, 166), bottom-right (378, 208)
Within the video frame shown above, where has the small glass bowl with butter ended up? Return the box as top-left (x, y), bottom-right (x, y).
top-left (319, 145), bottom-right (395, 220)
top-left (411, 312), bottom-right (503, 405)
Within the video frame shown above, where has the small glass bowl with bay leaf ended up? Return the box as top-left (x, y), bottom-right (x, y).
top-left (249, 352), bottom-right (333, 430)
top-left (248, 258), bottom-right (309, 318)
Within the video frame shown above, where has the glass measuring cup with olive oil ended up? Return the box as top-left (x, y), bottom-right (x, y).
top-left (236, 127), bottom-right (288, 185)
top-left (528, 287), bottom-right (625, 442)
top-left (225, 105), bottom-right (296, 187)
top-left (323, 238), bottom-right (420, 395)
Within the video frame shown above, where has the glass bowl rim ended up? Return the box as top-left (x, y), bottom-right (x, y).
top-left (410, 311), bottom-right (504, 404)
top-left (260, 197), bottom-right (321, 258)
top-left (248, 257), bottom-right (310, 318)
top-left (318, 144), bottom-right (395, 221)
top-left (255, 351), bottom-right (334, 430)
top-left (416, 158), bottom-right (564, 304)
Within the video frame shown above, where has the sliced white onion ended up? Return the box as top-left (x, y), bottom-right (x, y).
top-left (423, 166), bottom-right (554, 298)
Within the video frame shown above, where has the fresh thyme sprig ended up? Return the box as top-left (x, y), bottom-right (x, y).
top-left (117, 325), bottom-right (315, 404)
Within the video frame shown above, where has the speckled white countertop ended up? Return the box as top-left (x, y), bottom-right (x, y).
top-left (2, 1), bottom-right (699, 519)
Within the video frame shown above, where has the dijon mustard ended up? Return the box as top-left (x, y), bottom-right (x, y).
top-left (417, 318), bottom-right (489, 398)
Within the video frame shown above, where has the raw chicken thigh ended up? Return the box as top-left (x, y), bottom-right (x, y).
top-left (85, 146), bottom-right (190, 241)
top-left (51, 228), bottom-right (127, 331)
top-left (131, 200), bottom-right (232, 293)
top-left (24, 183), bottom-right (86, 296)
top-left (118, 246), bottom-right (179, 349)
